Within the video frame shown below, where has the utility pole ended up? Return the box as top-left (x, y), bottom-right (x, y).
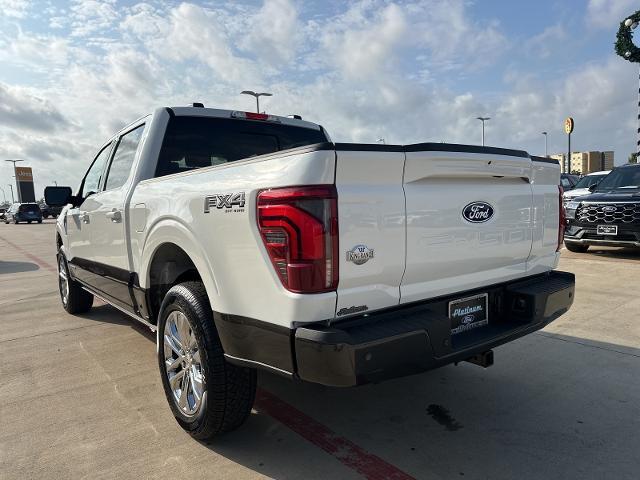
top-left (4, 159), bottom-right (24, 202)
top-left (240, 90), bottom-right (273, 113)
top-left (8, 184), bottom-right (15, 203)
top-left (541, 131), bottom-right (548, 157)
top-left (476, 117), bottom-right (490, 146)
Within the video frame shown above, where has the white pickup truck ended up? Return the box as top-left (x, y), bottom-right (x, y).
top-left (45, 105), bottom-right (575, 439)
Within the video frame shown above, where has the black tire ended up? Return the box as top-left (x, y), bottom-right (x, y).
top-left (37, 219), bottom-right (42, 224)
top-left (158, 282), bottom-right (256, 440)
top-left (13, 219), bottom-right (18, 224)
top-left (27, 220), bottom-right (32, 224)
top-left (564, 242), bottom-right (589, 253)
top-left (57, 253), bottom-right (94, 314)
top-left (43, 214), bottom-right (49, 219)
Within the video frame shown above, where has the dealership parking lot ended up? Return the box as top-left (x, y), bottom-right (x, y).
top-left (1, 222), bottom-right (639, 480)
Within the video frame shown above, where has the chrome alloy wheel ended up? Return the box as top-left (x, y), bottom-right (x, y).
top-left (58, 255), bottom-right (69, 306)
top-left (163, 311), bottom-right (205, 416)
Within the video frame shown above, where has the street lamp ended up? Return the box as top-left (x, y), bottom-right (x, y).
top-left (4, 159), bottom-right (24, 202)
top-left (240, 90), bottom-right (273, 113)
top-left (476, 117), bottom-right (491, 146)
top-left (541, 131), bottom-right (548, 157)
top-left (7, 184), bottom-right (15, 203)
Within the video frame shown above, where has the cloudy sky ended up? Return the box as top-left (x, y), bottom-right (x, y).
top-left (1, 0), bottom-right (639, 200)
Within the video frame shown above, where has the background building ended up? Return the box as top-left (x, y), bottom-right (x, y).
top-left (552, 151), bottom-right (614, 174)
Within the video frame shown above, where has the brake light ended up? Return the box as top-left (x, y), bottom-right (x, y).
top-left (558, 185), bottom-right (566, 251)
top-left (257, 185), bottom-right (338, 293)
top-left (230, 111), bottom-right (280, 122)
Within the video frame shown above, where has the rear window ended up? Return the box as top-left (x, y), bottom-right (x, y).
top-left (155, 116), bottom-right (328, 178)
top-left (19, 204), bottom-right (40, 213)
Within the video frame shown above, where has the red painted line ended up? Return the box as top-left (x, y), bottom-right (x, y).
top-left (255, 388), bottom-right (416, 480)
top-left (0, 235), bottom-right (57, 272)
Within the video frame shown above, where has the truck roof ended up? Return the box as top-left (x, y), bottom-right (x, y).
top-left (162, 105), bottom-right (323, 131)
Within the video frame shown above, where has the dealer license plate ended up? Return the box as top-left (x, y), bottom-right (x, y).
top-left (597, 225), bottom-right (617, 235)
top-left (449, 293), bottom-right (488, 335)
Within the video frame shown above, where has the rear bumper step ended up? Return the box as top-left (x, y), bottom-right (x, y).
top-left (294, 271), bottom-right (575, 386)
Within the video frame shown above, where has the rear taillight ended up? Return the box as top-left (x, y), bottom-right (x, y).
top-left (257, 185), bottom-right (338, 293)
top-left (557, 185), bottom-right (566, 251)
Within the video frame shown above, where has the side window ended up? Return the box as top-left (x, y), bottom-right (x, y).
top-left (80, 143), bottom-right (112, 199)
top-left (104, 125), bottom-right (144, 191)
top-left (561, 177), bottom-right (571, 189)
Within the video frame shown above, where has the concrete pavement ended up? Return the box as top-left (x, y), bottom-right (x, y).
top-left (1, 221), bottom-right (639, 479)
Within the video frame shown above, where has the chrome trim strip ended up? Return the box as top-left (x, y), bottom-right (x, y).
top-left (223, 353), bottom-right (293, 377)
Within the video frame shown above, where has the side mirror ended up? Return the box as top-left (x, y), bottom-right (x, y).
top-left (44, 186), bottom-right (73, 207)
top-left (588, 184), bottom-right (597, 192)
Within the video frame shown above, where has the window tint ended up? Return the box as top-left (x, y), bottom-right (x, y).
top-left (596, 167), bottom-right (640, 191)
top-left (105, 125), bottom-right (145, 190)
top-left (19, 204), bottom-right (40, 213)
top-left (574, 174), bottom-right (606, 189)
top-left (155, 117), bottom-right (328, 178)
top-left (81, 143), bottom-right (112, 198)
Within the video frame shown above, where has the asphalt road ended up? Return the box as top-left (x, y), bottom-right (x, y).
top-left (1, 221), bottom-right (639, 479)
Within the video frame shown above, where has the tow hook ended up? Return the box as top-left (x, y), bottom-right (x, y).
top-left (464, 350), bottom-right (494, 368)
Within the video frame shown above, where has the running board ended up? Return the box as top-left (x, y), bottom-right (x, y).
top-left (81, 286), bottom-right (157, 332)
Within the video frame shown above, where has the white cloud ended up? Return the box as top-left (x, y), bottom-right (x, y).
top-left (321, 3), bottom-right (407, 80)
top-left (0, 82), bottom-right (70, 132)
top-left (0, 0), bottom-right (30, 18)
top-left (0, 30), bottom-right (70, 70)
top-left (526, 24), bottom-right (567, 59)
top-left (69, 0), bottom-right (119, 37)
top-left (586, 0), bottom-right (637, 29)
top-left (242, 0), bottom-right (301, 64)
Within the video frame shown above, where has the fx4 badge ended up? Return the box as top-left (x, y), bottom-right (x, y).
top-left (204, 192), bottom-right (246, 213)
top-left (346, 244), bottom-right (374, 265)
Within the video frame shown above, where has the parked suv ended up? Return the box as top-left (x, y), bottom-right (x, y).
top-left (563, 170), bottom-right (610, 204)
top-left (565, 164), bottom-right (640, 252)
top-left (4, 203), bottom-right (43, 224)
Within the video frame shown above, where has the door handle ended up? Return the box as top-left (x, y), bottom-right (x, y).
top-left (79, 211), bottom-right (90, 224)
top-left (105, 209), bottom-right (122, 223)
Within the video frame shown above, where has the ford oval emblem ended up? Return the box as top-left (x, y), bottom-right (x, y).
top-left (462, 201), bottom-right (494, 223)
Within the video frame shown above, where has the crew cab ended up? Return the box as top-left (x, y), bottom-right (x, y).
top-left (564, 163), bottom-right (640, 251)
top-left (45, 105), bottom-right (575, 440)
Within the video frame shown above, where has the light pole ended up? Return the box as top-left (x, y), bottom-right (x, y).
top-left (4, 159), bottom-right (24, 202)
top-left (7, 184), bottom-right (15, 203)
top-left (240, 90), bottom-right (273, 113)
top-left (541, 131), bottom-right (548, 157)
top-left (476, 117), bottom-right (490, 146)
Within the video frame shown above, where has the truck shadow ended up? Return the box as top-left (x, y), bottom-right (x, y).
top-left (204, 332), bottom-right (640, 480)
top-left (0, 260), bottom-right (40, 274)
top-left (581, 247), bottom-right (640, 261)
top-left (78, 303), bottom-right (156, 341)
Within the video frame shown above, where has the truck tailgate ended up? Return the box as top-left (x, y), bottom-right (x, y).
top-left (401, 148), bottom-right (534, 303)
